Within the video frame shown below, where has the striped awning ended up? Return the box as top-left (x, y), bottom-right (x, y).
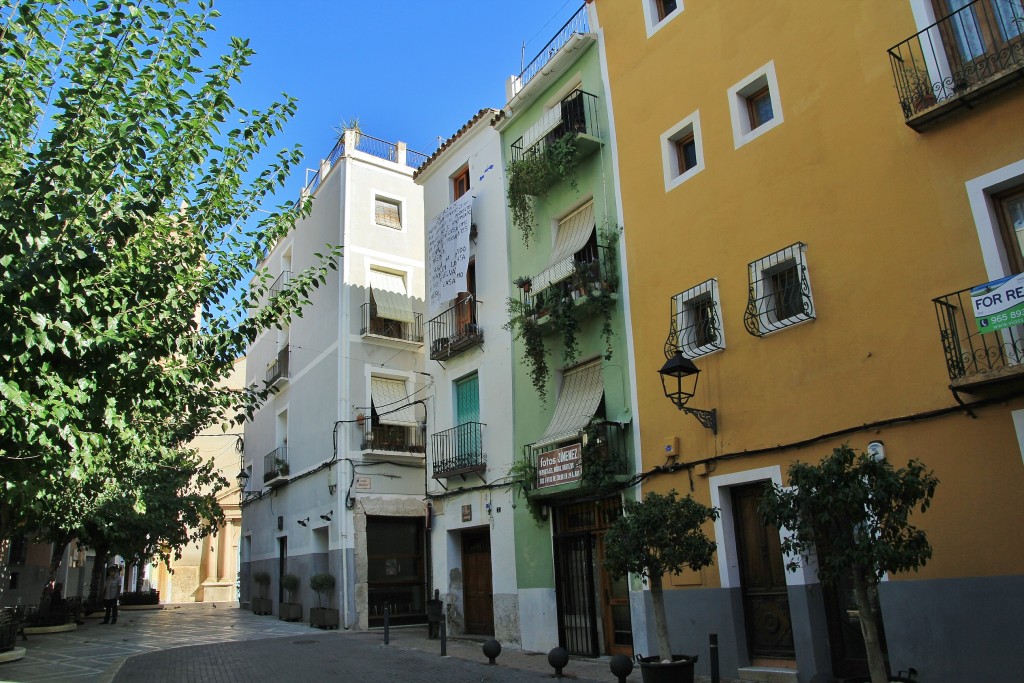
top-left (523, 106), bottom-right (563, 150)
top-left (532, 201), bottom-right (595, 293)
top-left (369, 270), bottom-right (414, 323)
top-left (533, 361), bottom-right (604, 449)
top-left (371, 377), bottom-right (418, 426)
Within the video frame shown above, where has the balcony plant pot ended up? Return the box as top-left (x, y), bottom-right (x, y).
top-left (310, 607), bottom-right (339, 629)
top-left (253, 571), bottom-right (272, 615)
top-left (636, 654), bottom-right (698, 683)
top-left (279, 602), bottom-right (302, 622)
top-left (252, 597), bottom-right (273, 615)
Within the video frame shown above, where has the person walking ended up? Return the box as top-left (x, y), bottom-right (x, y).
top-left (101, 566), bottom-right (121, 624)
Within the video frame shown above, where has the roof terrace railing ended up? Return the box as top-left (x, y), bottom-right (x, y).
top-left (518, 5), bottom-right (589, 91)
top-left (303, 131), bottom-right (429, 195)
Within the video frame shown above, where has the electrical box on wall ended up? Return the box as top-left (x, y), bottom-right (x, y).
top-left (664, 436), bottom-right (679, 457)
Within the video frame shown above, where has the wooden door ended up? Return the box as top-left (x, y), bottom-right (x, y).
top-left (597, 535), bottom-right (634, 656)
top-left (935, 0), bottom-right (1024, 87)
top-left (732, 483), bottom-right (795, 660)
top-left (461, 529), bottom-right (494, 635)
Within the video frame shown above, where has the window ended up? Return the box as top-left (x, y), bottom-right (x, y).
top-left (6, 534), bottom-right (27, 565)
top-left (643, 0), bottom-right (683, 35)
top-left (671, 279), bottom-right (724, 358)
top-left (743, 243), bottom-right (814, 336)
top-left (661, 111), bottom-right (704, 191)
top-left (728, 62), bottom-right (784, 149)
top-left (374, 196), bottom-right (402, 229)
top-left (452, 167), bottom-right (470, 201)
top-left (996, 186), bottom-right (1024, 274)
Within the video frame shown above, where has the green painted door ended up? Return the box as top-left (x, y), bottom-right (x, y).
top-left (455, 374), bottom-right (480, 465)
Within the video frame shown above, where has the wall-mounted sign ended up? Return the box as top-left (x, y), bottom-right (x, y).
top-left (461, 504), bottom-right (472, 522)
top-left (427, 193), bottom-right (473, 313)
top-left (971, 273), bottom-right (1024, 333)
top-left (354, 476), bottom-right (372, 491)
top-left (538, 443), bottom-right (582, 488)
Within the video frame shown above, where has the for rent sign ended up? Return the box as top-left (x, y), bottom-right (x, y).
top-left (971, 273), bottom-right (1024, 333)
top-left (537, 443), bottom-right (582, 488)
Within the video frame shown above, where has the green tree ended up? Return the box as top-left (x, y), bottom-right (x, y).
top-left (0, 0), bottom-right (337, 559)
top-left (602, 489), bottom-right (718, 662)
top-left (760, 445), bottom-right (938, 683)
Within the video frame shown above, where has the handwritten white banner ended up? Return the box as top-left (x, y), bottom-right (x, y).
top-left (427, 193), bottom-right (473, 314)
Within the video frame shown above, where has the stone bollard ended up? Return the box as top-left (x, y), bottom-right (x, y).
top-left (547, 646), bottom-right (569, 678)
top-left (482, 639), bottom-right (501, 665)
top-left (383, 607), bottom-right (389, 645)
top-left (609, 654), bottom-right (633, 683)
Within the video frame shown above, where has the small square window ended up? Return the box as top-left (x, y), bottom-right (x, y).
top-left (728, 61), bottom-right (783, 148)
top-left (375, 197), bottom-right (402, 230)
top-left (453, 167), bottom-right (470, 201)
top-left (744, 242), bottom-right (814, 337)
top-left (661, 111), bottom-right (704, 191)
top-left (643, 0), bottom-right (683, 36)
top-left (671, 279), bottom-right (724, 358)
top-left (657, 0), bottom-right (678, 21)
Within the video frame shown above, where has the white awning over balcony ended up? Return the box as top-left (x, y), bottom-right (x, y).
top-left (533, 360), bottom-right (604, 449)
top-left (532, 201), bottom-right (595, 293)
top-left (369, 269), bottom-right (414, 323)
top-left (522, 106), bottom-right (563, 150)
top-left (370, 377), bottom-right (418, 426)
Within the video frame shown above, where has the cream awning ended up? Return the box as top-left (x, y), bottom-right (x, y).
top-left (370, 377), bottom-right (418, 426)
top-left (532, 201), bottom-right (595, 293)
top-left (369, 269), bottom-right (414, 323)
top-left (533, 361), bottom-right (604, 449)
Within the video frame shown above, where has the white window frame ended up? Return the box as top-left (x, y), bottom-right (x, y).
top-left (748, 243), bottom-right (814, 335)
top-left (966, 158), bottom-right (1024, 281)
top-left (373, 193), bottom-right (403, 230)
top-left (641, 0), bottom-right (683, 38)
top-left (673, 278), bottom-right (724, 359)
top-left (661, 110), bottom-right (704, 192)
top-left (727, 61), bottom-right (784, 149)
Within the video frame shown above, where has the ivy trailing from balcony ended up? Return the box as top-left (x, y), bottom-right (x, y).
top-left (505, 291), bottom-right (550, 399)
top-left (506, 132), bottom-right (580, 247)
top-left (579, 418), bottom-right (625, 494)
top-left (508, 457), bottom-right (546, 526)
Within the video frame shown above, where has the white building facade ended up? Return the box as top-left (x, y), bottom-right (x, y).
top-left (414, 110), bottom-right (521, 644)
top-left (240, 130), bottom-right (430, 630)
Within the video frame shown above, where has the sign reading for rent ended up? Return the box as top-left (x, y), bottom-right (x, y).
top-left (538, 443), bottom-right (582, 488)
top-left (971, 273), bottom-right (1024, 333)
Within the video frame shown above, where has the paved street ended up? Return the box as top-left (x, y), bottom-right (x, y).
top-left (0, 604), bottom-right (737, 683)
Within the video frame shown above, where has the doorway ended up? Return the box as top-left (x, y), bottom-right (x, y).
top-left (731, 482), bottom-right (795, 662)
top-left (461, 529), bottom-right (494, 635)
top-left (278, 537), bottom-right (287, 605)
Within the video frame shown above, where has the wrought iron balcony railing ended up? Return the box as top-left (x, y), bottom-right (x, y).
top-left (430, 422), bottom-right (486, 479)
top-left (304, 133), bottom-right (430, 194)
top-left (510, 89), bottom-right (602, 164)
top-left (517, 4), bottom-right (590, 91)
top-left (360, 421), bottom-right (426, 455)
top-left (518, 245), bottom-right (618, 321)
top-left (525, 420), bottom-right (628, 491)
top-left (666, 279), bottom-right (724, 359)
top-left (263, 447), bottom-right (289, 485)
top-left (888, 0), bottom-right (1024, 130)
top-left (934, 285), bottom-right (1024, 387)
top-left (266, 345), bottom-right (290, 386)
top-left (427, 297), bottom-right (483, 360)
top-left (360, 303), bottom-right (424, 344)
top-left (743, 243), bottom-right (814, 337)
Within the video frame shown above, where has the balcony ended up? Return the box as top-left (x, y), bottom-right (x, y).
top-left (430, 422), bottom-right (486, 479)
top-left (525, 420), bottom-right (629, 496)
top-left (360, 422), bottom-right (426, 456)
top-left (509, 89), bottom-right (603, 169)
top-left (934, 286), bottom-right (1024, 390)
top-left (888, 0), bottom-right (1024, 131)
top-left (360, 303), bottom-right (423, 344)
top-left (427, 297), bottom-right (483, 361)
top-left (266, 346), bottom-right (290, 387)
top-left (263, 447), bottom-right (289, 487)
top-left (519, 245), bottom-right (618, 325)
top-left (304, 132), bottom-right (430, 195)
top-left (517, 5), bottom-right (590, 92)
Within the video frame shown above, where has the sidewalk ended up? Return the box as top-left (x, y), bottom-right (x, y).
top-left (0, 604), bottom-right (740, 682)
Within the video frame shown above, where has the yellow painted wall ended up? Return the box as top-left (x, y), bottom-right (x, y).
top-left (594, 0), bottom-right (1024, 583)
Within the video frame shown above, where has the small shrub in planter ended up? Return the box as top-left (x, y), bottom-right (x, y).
top-left (119, 590), bottom-right (160, 606)
top-left (309, 573), bottom-right (339, 629)
top-left (279, 573), bottom-right (302, 622)
top-left (252, 571), bottom-right (272, 615)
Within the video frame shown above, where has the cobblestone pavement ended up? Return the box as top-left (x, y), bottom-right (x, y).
top-left (0, 604), bottom-right (741, 683)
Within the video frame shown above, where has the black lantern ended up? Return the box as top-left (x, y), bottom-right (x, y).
top-left (658, 351), bottom-right (718, 434)
top-left (236, 469), bottom-right (250, 492)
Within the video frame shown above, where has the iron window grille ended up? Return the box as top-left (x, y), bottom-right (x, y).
top-left (743, 242), bottom-right (814, 337)
top-left (666, 279), bottom-right (724, 359)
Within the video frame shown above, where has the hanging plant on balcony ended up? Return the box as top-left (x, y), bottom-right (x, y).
top-left (579, 418), bottom-right (625, 494)
top-left (506, 132), bottom-right (580, 247)
top-left (505, 292), bottom-right (550, 399)
top-left (550, 284), bottom-right (581, 364)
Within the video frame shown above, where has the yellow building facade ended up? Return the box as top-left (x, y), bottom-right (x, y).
top-left (592, 1), bottom-right (1024, 681)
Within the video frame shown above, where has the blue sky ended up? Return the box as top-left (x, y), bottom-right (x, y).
top-left (209, 0), bottom-right (584, 197)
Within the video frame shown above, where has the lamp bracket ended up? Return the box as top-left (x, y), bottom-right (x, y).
top-left (683, 407), bottom-right (718, 435)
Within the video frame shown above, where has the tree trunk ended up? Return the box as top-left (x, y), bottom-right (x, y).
top-left (851, 569), bottom-right (889, 683)
top-left (649, 572), bottom-right (673, 662)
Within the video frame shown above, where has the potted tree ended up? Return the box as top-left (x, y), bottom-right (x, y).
top-left (252, 571), bottom-right (272, 615)
top-left (603, 489), bottom-right (718, 683)
top-left (279, 573), bottom-right (302, 622)
top-left (309, 573), bottom-right (339, 629)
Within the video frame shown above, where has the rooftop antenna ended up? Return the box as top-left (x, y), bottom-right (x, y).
top-left (521, 41), bottom-right (526, 74)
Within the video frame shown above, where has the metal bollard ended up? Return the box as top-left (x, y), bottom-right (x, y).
top-left (440, 619), bottom-right (446, 656)
top-left (384, 607), bottom-right (390, 645)
top-left (710, 633), bottom-right (719, 683)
